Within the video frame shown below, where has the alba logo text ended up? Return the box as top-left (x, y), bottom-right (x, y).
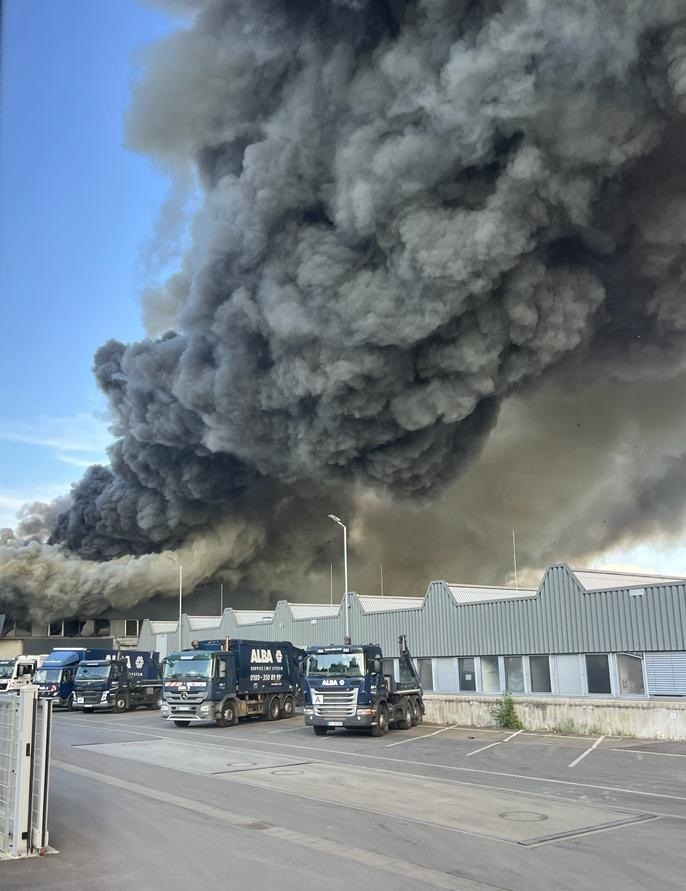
top-left (250, 649), bottom-right (274, 663)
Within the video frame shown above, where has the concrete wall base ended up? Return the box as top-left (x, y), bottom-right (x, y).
top-left (424, 693), bottom-right (686, 741)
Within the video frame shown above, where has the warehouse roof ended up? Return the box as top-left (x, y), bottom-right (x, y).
top-left (357, 596), bottom-right (424, 613)
top-left (447, 583), bottom-right (537, 604)
top-left (188, 616), bottom-right (223, 630)
top-left (234, 610), bottom-right (275, 625)
top-left (572, 568), bottom-right (686, 592)
top-left (289, 603), bottom-right (341, 620)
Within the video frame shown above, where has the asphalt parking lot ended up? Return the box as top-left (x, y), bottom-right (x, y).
top-left (4, 712), bottom-right (686, 890)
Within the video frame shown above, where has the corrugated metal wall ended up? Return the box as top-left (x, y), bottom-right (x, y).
top-left (139, 564), bottom-right (686, 659)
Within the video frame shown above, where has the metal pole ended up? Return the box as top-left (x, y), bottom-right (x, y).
top-left (342, 522), bottom-right (349, 643)
top-left (330, 564), bottom-right (333, 606)
top-left (512, 529), bottom-right (518, 590)
top-left (380, 563), bottom-right (384, 597)
top-left (178, 563), bottom-right (183, 651)
top-left (220, 582), bottom-right (224, 615)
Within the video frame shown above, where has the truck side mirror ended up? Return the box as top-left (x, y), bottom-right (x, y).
top-left (373, 658), bottom-right (382, 674)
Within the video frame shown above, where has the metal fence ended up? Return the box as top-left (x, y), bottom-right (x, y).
top-left (0, 686), bottom-right (52, 857)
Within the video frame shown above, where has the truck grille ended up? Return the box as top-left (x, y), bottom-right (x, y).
top-left (313, 688), bottom-right (358, 718)
top-left (77, 690), bottom-right (104, 704)
top-left (166, 691), bottom-right (205, 705)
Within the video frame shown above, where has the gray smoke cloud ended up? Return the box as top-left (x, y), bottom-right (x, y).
top-left (3, 0), bottom-right (686, 621)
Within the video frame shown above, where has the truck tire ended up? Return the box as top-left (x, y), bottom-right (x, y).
top-left (147, 691), bottom-right (163, 710)
top-left (313, 726), bottom-right (328, 736)
top-left (397, 699), bottom-right (413, 730)
top-left (280, 695), bottom-right (295, 719)
top-left (113, 693), bottom-right (129, 713)
top-left (266, 695), bottom-right (281, 721)
top-left (66, 694), bottom-right (74, 712)
top-left (174, 720), bottom-right (190, 727)
top-left (412, 698), bottom-right (423, 726)
top-left (216, 699), bottom-right (237, 728)
top-left (371, 703), bottom-right (388, 737)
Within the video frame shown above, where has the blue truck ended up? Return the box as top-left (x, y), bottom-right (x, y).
top-left (73, 651), bottom-right (163, 712)
top-left (302, 635), bottom-right (424, 737)
top-left (161, 638), bottom-right (304, 727)
top-left (34, 648), bottom-right (114, 710)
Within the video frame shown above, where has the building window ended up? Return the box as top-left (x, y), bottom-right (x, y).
top-left (48, 621), bottom-right (63, 636)
top-left (458, 657), bottom-right (476, 691)
top-left (617, 653), bottom-right (645, 695)
top-left (64, 618), bottom-right (85, 637)
top-left (555, 654), bottom-right (583, 694)
top-left (480, 656), bottom-right (500, 692)
top-left (529, 655), bottom-right (552, 693)
top-left (125, 619), bottom-right (139, 637)
top-left (95, 619), bottom-right (110, 637)
top-left (417, 658), bottom-right (434, 692)
top-left (585, 654), bottom-right (612, 695)
top-left (504, 656), bottom-right (525, 693)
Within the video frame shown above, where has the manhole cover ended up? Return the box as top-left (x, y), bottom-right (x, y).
top-left (270, 768), bottom-right (305, 776)
top-left (499, 811), bottom-right (548, 823)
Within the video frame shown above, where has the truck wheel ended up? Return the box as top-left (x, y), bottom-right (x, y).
top-left (66, 694), bottom-right (74, 712)
top-left (371, 704), bottom-right (388, 737)
top-left (412, 698), bottom-right (423, 726)
top-left (313, 726), bottom-right (328, 736)
top-left (113, 693), bottom-right (129, 713)
top-left (216, 699), bottom-right (236, 728)
top-left (266, 695), bottom-right (281, 721)
top-left (397, 699), bottom-right (413, 730)
top-left (147, 692), bottom-right (163, 710)
top-left (280, 695), bottom-right (295, 719)
top-left (173, 720), bottom-right (190, 728)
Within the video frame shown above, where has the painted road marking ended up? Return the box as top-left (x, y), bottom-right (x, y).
top-left (53, 759), bottom-right (500, 891)
top-left (466, 729), bottom-right (523, 756)
top-left (610, 748), bottom-right (686, 759)
top-left (568, 736), bottom-right (606, 769)
top-left (385, 725), bottom-right (460, 747)
top-left (57, 716), bottom-right (686, 807)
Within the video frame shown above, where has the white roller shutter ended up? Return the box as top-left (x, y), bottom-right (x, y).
top-left (645, 653), bottom-right (686, 696)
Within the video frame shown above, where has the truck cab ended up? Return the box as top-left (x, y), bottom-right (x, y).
top-left (302, 636), bottom-right (424, 737)
top-left (74, 652), bottom-right (162, 712)
top-left (0, 655), bottom-right (46, 692)
top-left (33, 650), bottom-right (84, 709)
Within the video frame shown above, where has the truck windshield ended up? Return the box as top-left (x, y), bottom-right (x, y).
top-left (34, 668), bottom-right (63, 684)
top-left (164, 654), bottom-right (212, 681)
top-left (76, 664), bottom-right (112, 680)
top-left (306, 652), bottom-right (365, 677)
top-left (0, 663), bottom-right (14, 679)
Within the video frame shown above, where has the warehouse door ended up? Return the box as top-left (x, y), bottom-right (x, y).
top-left (645, 653), bottom-right (686, 696)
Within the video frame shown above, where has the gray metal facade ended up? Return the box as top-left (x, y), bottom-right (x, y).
top-left (140, 564), bottom-right (686, 659)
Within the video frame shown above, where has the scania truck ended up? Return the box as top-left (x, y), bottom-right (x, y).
top-left (74, 651), bottom-right (163, 712)
top-left (0, 655), bottom-right (47, 692)
top-left (161, 638), bottom-right (304, 727)
top-left (302, 635), bottom-right (424, 737)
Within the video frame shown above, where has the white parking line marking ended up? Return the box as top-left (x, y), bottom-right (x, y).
top-left (466, 728), bottom-right (523, 756)
top-left (268, 726), bottom-right (310, 734)
top-left (610, 748), bottom-right (686, 758)
top-left (569, 736), bottom-right (605, 768)
top-left (57, 716), bottom-right (686, 805)
top-left (385, 725), bottom-right (459, 747)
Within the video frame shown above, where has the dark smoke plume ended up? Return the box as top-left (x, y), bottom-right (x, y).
top-left (3, 0), bottom-right (686, 620)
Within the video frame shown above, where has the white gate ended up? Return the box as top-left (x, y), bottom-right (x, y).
top-left (0, 686), bottom-right (52, 857)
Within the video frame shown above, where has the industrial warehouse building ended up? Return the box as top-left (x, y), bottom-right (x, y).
top-left (139, 563), bottom-right (686, 701)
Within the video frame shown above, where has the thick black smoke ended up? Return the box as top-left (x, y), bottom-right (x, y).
top-left (3, 0), bottom-right (686, 619)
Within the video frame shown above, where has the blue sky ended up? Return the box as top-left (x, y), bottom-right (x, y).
top-left (0, 0), bottom-right (176, 526)
top-left (0, 1), bottom-right (683, 578)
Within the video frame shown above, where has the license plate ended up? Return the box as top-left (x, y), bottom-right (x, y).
top-left (327, 721), bottom-right (343, 726)
top-left (76, 697), bottom-right (84, 704)
top-left (176, 706), bottom-right (191, 711)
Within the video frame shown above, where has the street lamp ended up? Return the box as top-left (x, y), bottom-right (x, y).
top-left (328, 514), bottom-right (350, 643)
top-left (167, 554), bottom-right (183, 651)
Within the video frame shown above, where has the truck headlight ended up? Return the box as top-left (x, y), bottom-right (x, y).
top-left (356, 708), bottom-right (374, 716)
top-left (303, 708), bottom-right (314, 715)
top-left (161, 704), bottom-right (170, 715)
top-left (101, 692), bottom-right (108, 702)
top-left (200, 704), bottom-right (210, 714)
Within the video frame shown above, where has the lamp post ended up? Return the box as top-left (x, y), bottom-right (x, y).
top-left (328, 514), bottom-right (350, 643)
top-left (167, 554), bottom-right (183, 651)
